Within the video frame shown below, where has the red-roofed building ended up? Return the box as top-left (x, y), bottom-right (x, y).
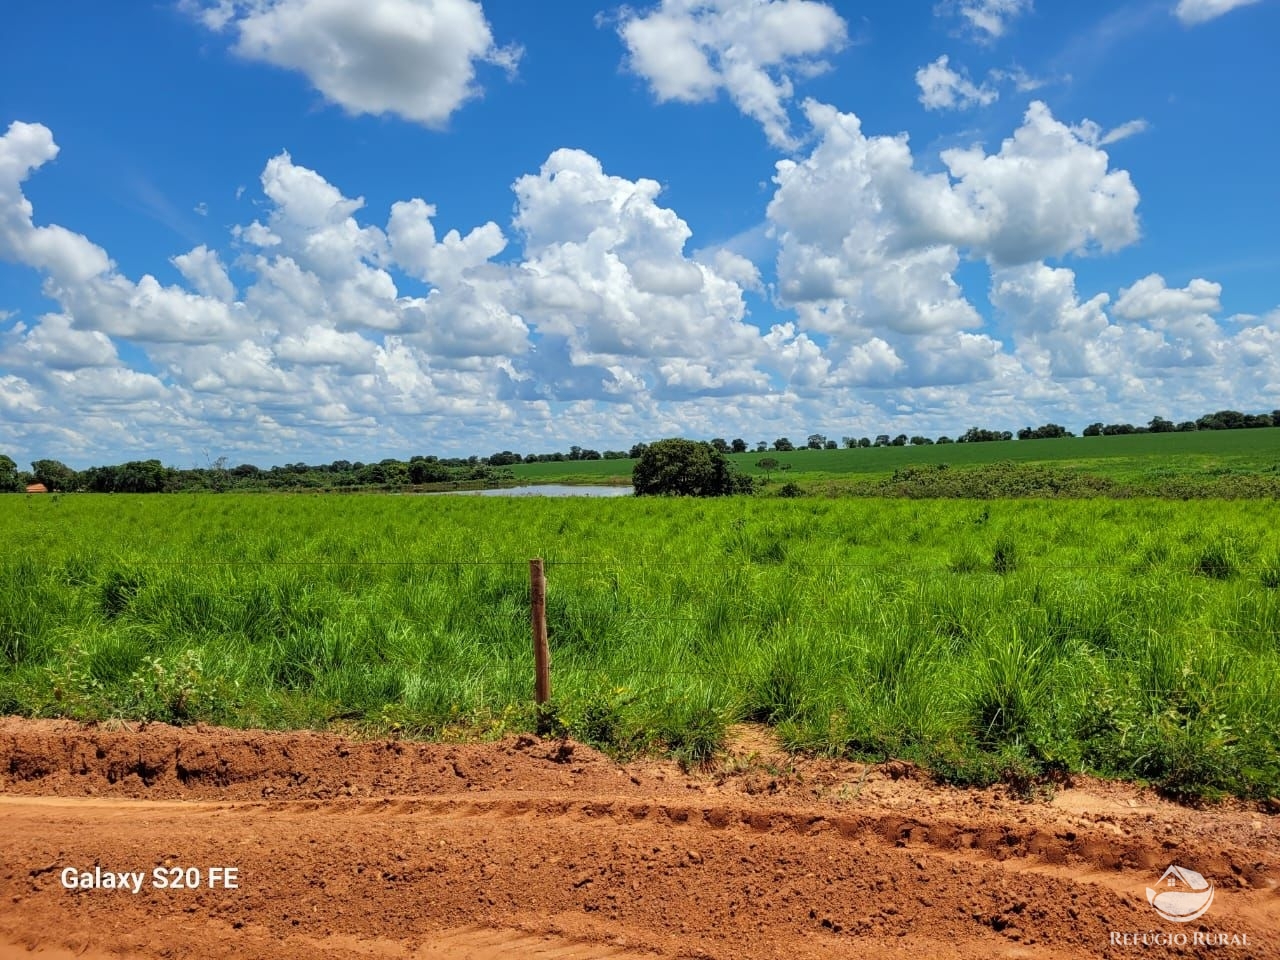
top-left (25, 483), bottom-right (48, 494)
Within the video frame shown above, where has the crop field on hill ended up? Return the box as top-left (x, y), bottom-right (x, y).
top-left (4, 494), bottom-right (1279, 800)
top-left (508, 428), bottom-right (1280, 486)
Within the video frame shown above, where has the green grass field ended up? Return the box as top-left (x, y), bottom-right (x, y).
top-left (508, 429), bottom-right (1280, 486)
top-left (3, 493), bottom-right (1279, 800)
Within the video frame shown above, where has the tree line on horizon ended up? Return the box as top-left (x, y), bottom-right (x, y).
top-left (2, 408), bottom-right (1276, 494)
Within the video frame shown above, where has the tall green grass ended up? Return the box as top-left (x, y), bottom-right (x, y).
top-left (1, 494), bottom-right (1278, 799)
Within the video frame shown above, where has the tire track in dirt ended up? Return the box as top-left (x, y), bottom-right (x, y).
top-left (27, 789), bottom-right (1269, 900)
top-left (8, 789), bottom-right (1274, 898)
top-left (1, 719), bottom-right (1276, 959)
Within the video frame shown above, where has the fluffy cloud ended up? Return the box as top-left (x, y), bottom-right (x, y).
top-left (941, 0), bottom-right (1033, 40)
top-left (0, 375), bottom-right (42, 420)
top-left (3, 119), bottom-right (808, 459)
top-left (387, 198), bottom-right (506, 285)
top-left (1174, 0), bottom-right (1263, 25)
top-left (10, 313), bottom-right (119, 370)
top-left (769, 102), bottom-right (981, 336)
top-left (0, 121), bottom-right (532, 462)
top-left (916, 55), bottom-right (998, 110)
top-left (510, 148), bottom-right (784, 397)
top-left (0, 122), bottom-right (248, 344)
top-left (915, 57), bottom-right (1049, 112)
top-left (768, 98), bottom-right (1138, 349)
top-left (1115, 274), bottom-right (1222, 320)
top-left (617, 0), bottom-right (848, 149)
top-left (273, 326), bottom-right (380, 372)
top-left (1113, 274), bottom-right (1223, 367)
top-left (990, 261), bottom-right (1121, 378)
top-left (172, 245), bottom-right (237, 302)
top-left (942, 101), bottom-right (1140, 264)
top-left (50, 366), bottom-right (170, 404)
top-left (992, 262), bottom-right (1270, 386)
top-left (2, 116), bottom-right (1275, 467)
top-left (0, 122), bottom-right (113, 284)
top-left (192, 0), bottom-right (520, 127)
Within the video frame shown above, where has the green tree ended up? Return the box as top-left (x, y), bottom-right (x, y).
top-left (1017, 423), bottom-right (1073, 440)
top-left (115, 460), bottom-right (168, 493)
top-left (773, 437), bottom-right (795, 452)
top-left (408, 459), bottom-right (451, 484)
top-left (0, 454), bottom-right (21, 492)
top-left (632, 438), bottom-right (753, 497)
top-left (730, 438), bottom-right (747, 453)
top-left (31, 459), bottom-right (77, 492)
top-left (755, 457), bottom-right (780, 480)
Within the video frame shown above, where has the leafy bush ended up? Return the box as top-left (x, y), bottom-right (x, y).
top-left (127, 650), bottom-right (230, 724)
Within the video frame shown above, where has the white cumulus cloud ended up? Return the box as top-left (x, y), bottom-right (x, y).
top-left (768, 98), bottom-right (1140, 350)
top-left (942, 101), bottom-right (1141, 264)
top-left (617, 0), bottom-right (848, 149)
top-left (4, 116), bottom-right (1277, 467)
top-left (916, 55), bottom-right (999, 110)
top-left (509, 148), bottom-right (783, 398)
top-left (9, 313), bottom-right (119, 371)
top-left (1114, 273), bottom-right (1222, 320)
top-left (192, 0), bottom-right (520, 127)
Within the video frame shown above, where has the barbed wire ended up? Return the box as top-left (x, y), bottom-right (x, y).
top-left (24, 558), bottom-right (1280, 574)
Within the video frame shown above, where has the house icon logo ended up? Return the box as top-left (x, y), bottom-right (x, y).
top-left (1146, 865), bottom-right (1215, 923)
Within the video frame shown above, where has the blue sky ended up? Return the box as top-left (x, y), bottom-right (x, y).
top-left (1, 0), bottom-right (1277, 468)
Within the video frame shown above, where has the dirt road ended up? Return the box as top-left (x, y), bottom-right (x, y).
top-left (0, 718), bottom-right (1276, 959)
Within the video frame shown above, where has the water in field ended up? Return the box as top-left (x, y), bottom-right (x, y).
top-left (439, 484), bottom-right (633, 497)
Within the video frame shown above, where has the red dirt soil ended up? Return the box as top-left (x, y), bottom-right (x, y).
top-left (0, 718), bottom-right (1276, 960)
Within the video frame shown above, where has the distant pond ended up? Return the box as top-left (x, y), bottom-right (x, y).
top-left (432, 484), bottom-right (634, 498)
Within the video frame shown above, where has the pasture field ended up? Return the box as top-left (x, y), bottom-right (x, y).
top-left (508, 427), bottom-right (1280, 487)
top-left (2, 493), bottom-right (1279, 800)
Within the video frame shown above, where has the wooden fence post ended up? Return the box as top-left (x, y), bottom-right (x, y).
top-left (530, 558), bottom-right (551, 718)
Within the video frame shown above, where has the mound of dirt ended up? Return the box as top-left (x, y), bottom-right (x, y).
top-left (1, 719), bottom-right (1276, 959)
top-left (0, 718), bottom-right (627, 800)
